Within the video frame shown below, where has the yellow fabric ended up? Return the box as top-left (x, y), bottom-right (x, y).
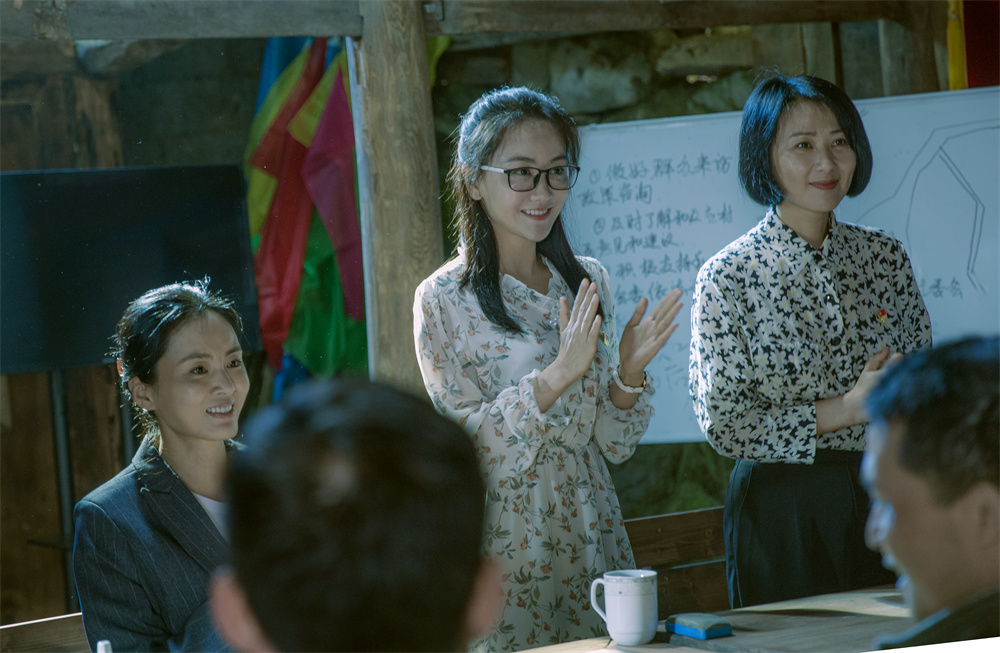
top-left (246, 168), bottom-right (278, 243)
top-left (244, 44), bottom-right (312, 238)
top-left (244, 44), bottom-right (311, 165)
top-left (947, 0), bottom-right (969, 90)
top-left (288, 52), bottom-right (349, 147)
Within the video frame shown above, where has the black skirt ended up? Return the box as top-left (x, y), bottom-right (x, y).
top-left (723, 450), bottom-right (896, 608)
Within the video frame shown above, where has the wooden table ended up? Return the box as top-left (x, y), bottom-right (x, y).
top-left (659, 587), bottom-right (911, 653)
top-left (530, 588), bottom-right (913, 653)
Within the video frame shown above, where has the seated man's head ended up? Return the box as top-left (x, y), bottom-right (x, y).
top-left (210, 378), bottom-right (499, 651)
top-left (863, 336), bottom-right (999, 620)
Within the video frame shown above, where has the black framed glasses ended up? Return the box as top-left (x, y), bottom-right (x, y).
top-left (479, 165), bottom-right (580, 192)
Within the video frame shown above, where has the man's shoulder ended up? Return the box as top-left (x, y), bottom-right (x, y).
top-left (875, 590), bottom-right (1000, 650)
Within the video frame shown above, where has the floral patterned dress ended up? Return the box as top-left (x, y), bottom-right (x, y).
top-left (414, 251), bottom-right (654, 651)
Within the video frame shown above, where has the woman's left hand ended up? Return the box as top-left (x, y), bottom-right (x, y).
top-left (617, 288), bottom-right (684, 385)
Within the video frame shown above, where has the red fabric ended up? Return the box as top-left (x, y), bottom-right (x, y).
top-left (251, 38), bottom-right (328, 369)
top-left (249, 39), bottom-right (327, 173)
top-left (301, 69), bottom-right (365, 321)
top-left (255, 142), bottom-right (315, 369)
top-left (965, 0), bottom-right (999, 88)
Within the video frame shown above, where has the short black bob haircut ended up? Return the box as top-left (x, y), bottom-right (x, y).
top-left (738, 73), bottom-right (873, 207)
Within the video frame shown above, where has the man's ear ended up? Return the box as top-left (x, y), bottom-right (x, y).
top-left (209, 567), bottom-right (275, 652)
top-left (462, 559), bottom-right (503, 644)
top-left (128, 375), bottom-right (156, 413)
top-left (962, 482), bottom-right (1000, 549)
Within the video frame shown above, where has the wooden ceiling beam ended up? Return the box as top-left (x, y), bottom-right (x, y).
top-left (426, 1), bottom-right (905, 35)
top-left (1, 0), bottom-right (906, 43)
top-left (0, 0), bottom-right (363, 42)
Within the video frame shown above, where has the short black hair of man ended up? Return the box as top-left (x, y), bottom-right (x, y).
top-left (865, 336), bottom-right (999, 504)
top-left (226, 377), bottom-right (486, 652)
top-left (738, 73), bottom-right (874, 207)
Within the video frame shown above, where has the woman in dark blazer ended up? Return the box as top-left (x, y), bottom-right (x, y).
top-left (73, 280), bottom-right (250, 652)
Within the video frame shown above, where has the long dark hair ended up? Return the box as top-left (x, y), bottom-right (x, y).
top-left (449, 86), bottom-right (596, 333)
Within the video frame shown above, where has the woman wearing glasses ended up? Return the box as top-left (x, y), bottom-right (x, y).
top-left (414, 86), bottom-right (682, 650)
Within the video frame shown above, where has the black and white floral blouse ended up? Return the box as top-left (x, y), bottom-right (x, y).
top-left (689, 209), bottom-right (932, 463)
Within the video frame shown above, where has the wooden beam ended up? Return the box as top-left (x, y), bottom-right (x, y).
top-left (347, 1), bottom-right (442, 395)
top-left (0, 0), bottom-right (363, 42)
top-left (427, 1), bottom-right (906, 34)
top-left (878, 0), bottom-right (943, 95)
top-left (2, 0), bottom-right (909, 42)
top-left (75, 39), bottom-right (188, 77)
top-left (801, 23), bottom-right (838, 83)
top-left (0, 41), bottom-right (78, 78)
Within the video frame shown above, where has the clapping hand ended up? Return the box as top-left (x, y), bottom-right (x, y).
top-left (534, 279), bottom-right (604, 413)
top-left (617, 288), bottom-right (684, 385)
top-left (553, 278), bottom-right (603, 384)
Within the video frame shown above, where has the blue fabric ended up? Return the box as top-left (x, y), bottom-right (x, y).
top-left (272, 352), bottom-right (311, 401)
top-left (72, 439), bottom-right (230, 652)
top-left (253, 37), bottom-right (341, 114)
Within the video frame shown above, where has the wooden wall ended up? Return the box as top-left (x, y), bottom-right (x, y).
top-left (0, 46), bottom-right (271, 625)
top-left (0, 74), bottom-right (126, 624)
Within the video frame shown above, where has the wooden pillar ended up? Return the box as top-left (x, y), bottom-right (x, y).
top-left (347, 1), bottom-right (442, 396)
top-left (801, 23), bottom-right (838, 84)
top-left (878, 0), bottom-right (944, 95)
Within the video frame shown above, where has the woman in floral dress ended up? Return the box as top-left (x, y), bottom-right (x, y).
top-left (689, 74), bottom-right (932, 609)
top-left (414, 87), bottom-right (682, 650)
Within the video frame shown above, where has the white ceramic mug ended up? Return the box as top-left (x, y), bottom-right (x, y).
top-left (590, 569), bottom-right (658, 645)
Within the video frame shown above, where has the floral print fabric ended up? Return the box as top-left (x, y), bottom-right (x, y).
top-left (690, 210), bottom-right (931, 463)
top-left (414, 251), bottom-right (653, 650)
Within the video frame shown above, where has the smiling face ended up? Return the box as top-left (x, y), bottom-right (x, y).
top-left (771, 100), bottom-right (856, 228)
top-left (470, 119), bottom-right (570, 260)
top-left (130, 310), bottom-right (249, 450)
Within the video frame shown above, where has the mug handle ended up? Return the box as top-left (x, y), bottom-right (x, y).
top-left (590, 578), bottom-right (608, 623)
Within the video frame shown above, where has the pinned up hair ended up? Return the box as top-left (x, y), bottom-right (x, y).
top-left (112, 278), bottom-right (244, 446)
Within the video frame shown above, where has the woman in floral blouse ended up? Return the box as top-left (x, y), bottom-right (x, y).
top-left (414, 87), bottom-right (682, 650)
top-left (690, 74), bottom-right (932, 608)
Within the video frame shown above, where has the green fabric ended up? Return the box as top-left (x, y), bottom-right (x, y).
top-left (426, 36), bottom-right (451, 87)
top-left (279, 36), bottom-right (452, 376)
top-left (284, 212), bottom-right (368, 376)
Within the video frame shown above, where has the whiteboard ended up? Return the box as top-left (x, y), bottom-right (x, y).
top-left (563, 86), bottom-right (1000, 444)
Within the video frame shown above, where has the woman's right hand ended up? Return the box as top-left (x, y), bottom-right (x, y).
top-left (533, 279), bottom-right (602, 412)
